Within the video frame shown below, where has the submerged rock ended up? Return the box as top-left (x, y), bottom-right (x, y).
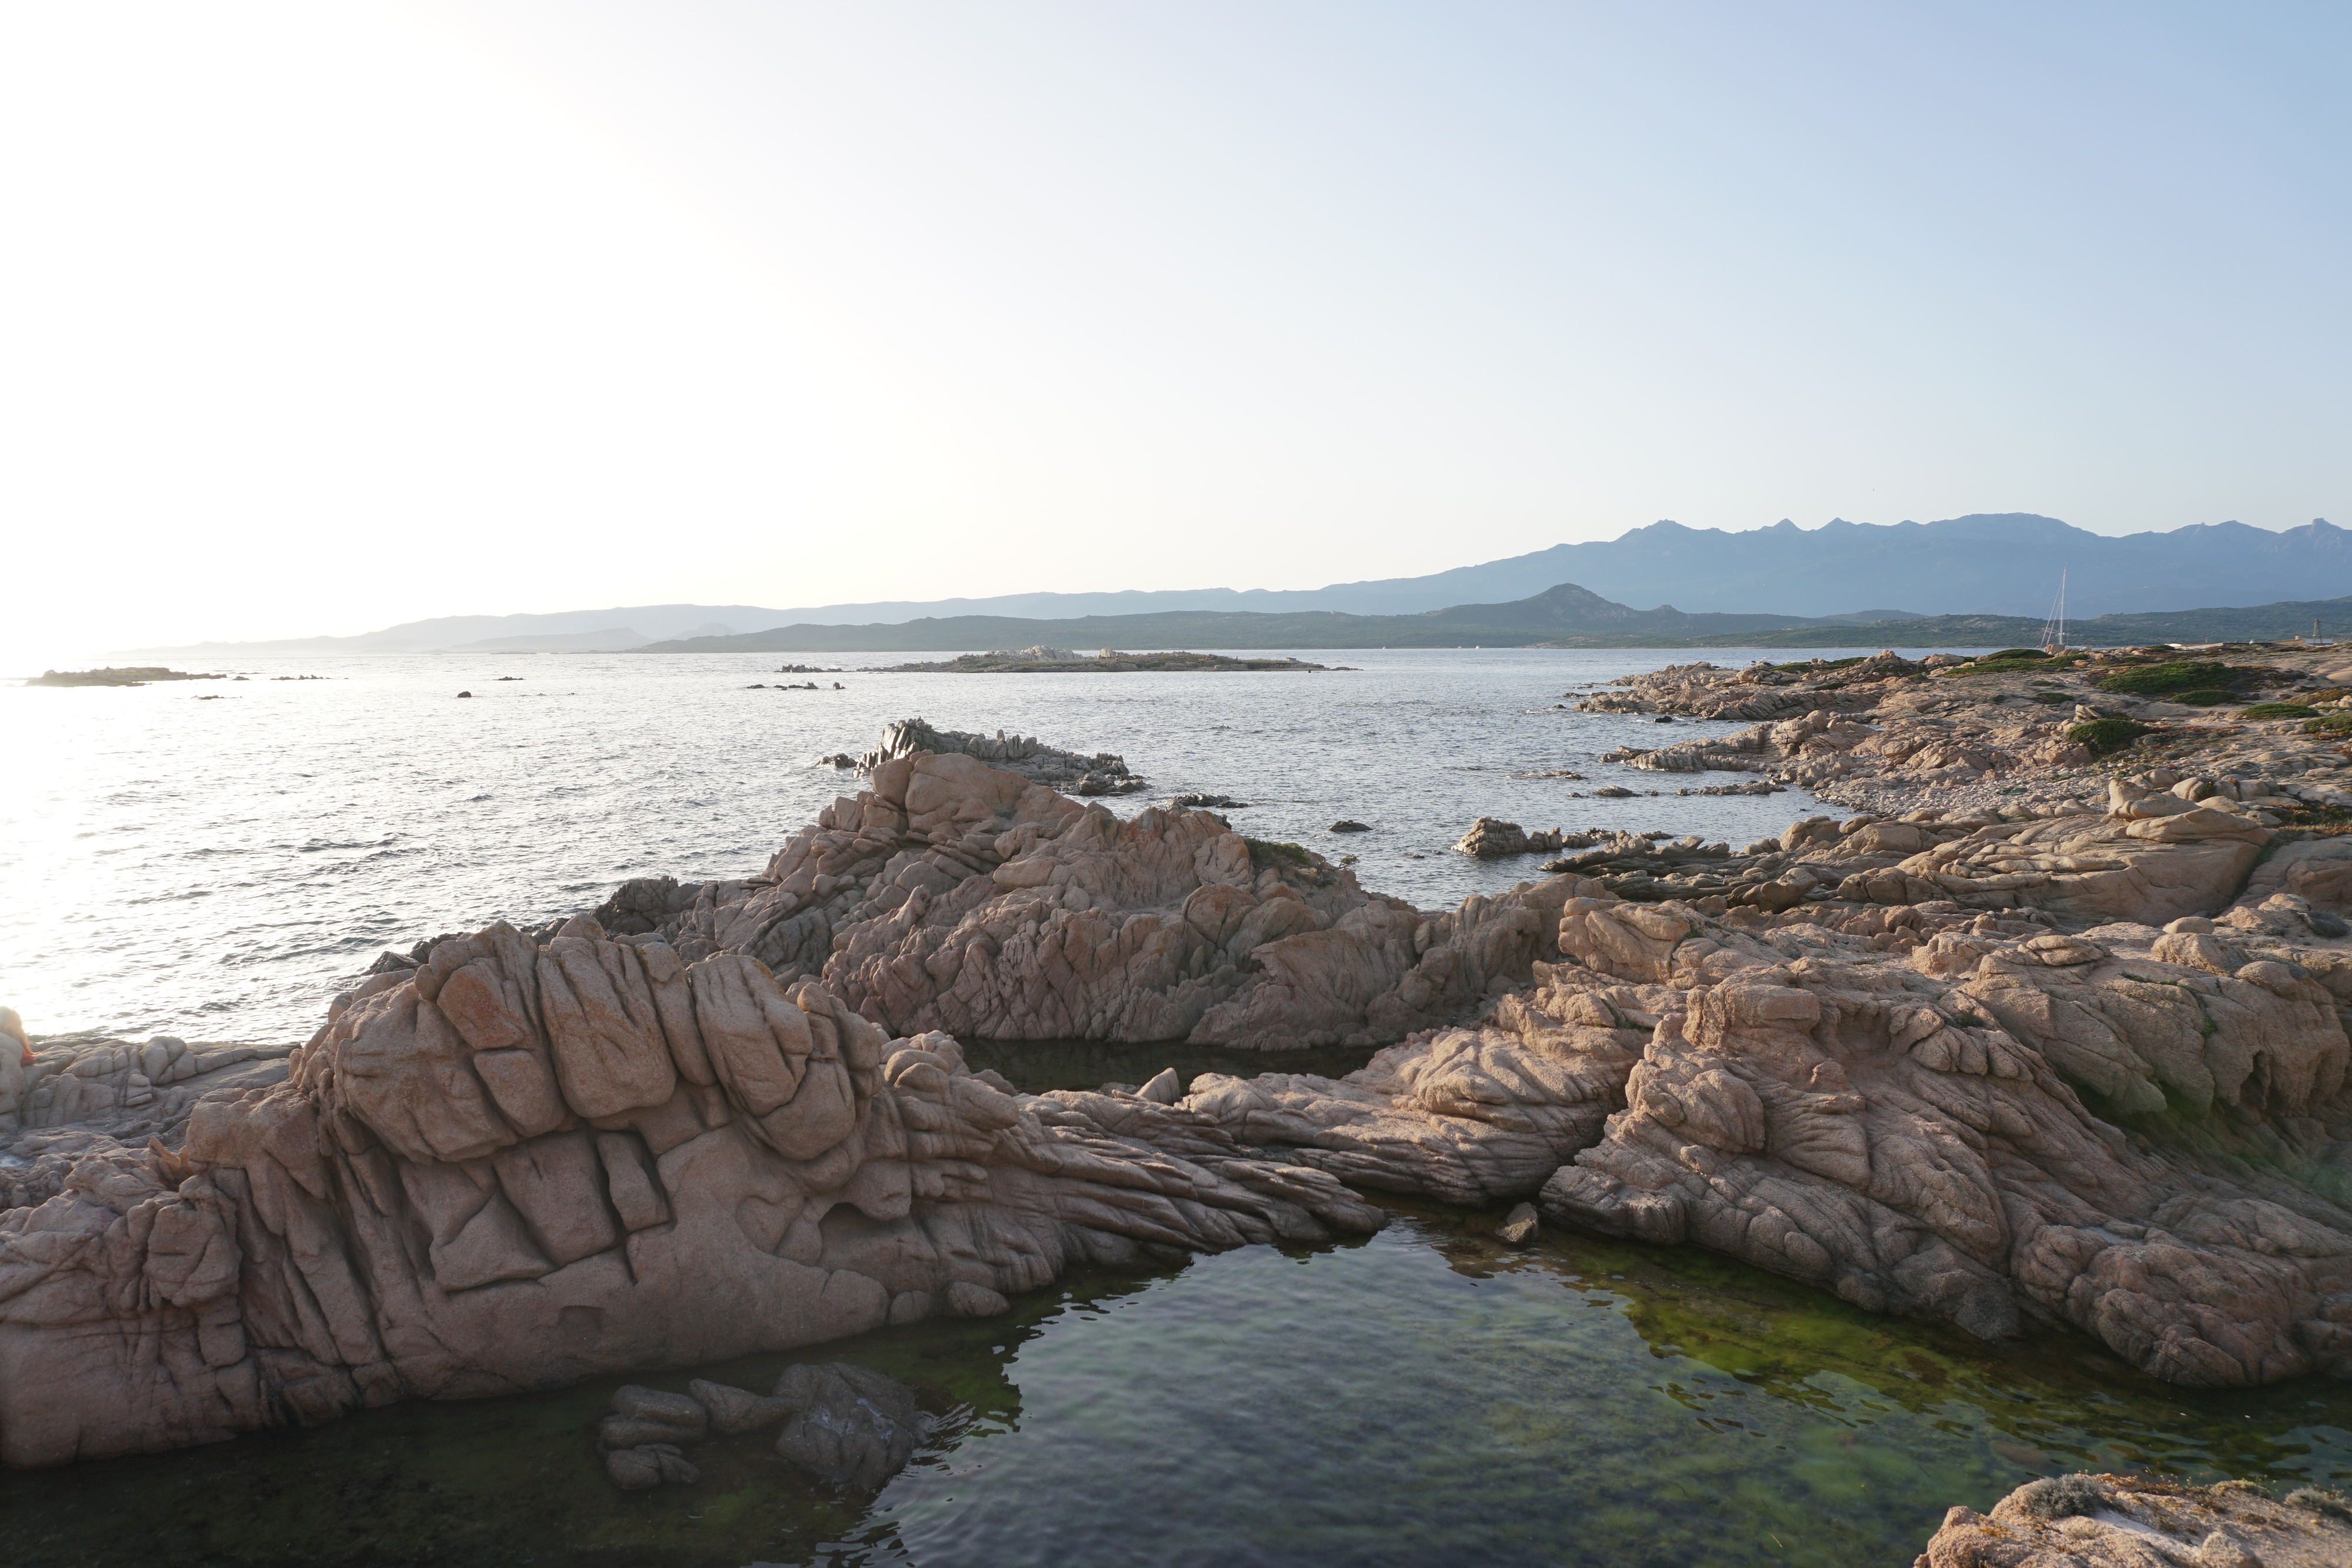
top-left (604, 1443), bottom-right (699, 1489)
top-left (771, 1363), bottom-right (925, 1490)
top-left (689, 1378), bottom-right (794, 1435)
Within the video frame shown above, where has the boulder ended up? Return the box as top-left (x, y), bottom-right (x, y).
top-left (687, 1378), bottom-right (793, 1435)
top-left (604, 1443), bottom-right (699, 1490)
top-left (771, 1363), bottom-right (925, 1490)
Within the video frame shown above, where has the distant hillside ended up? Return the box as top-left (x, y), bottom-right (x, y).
top-left (113, 513), bottom-right (2348, 656)
top-left (634, 583), bottom-right (2352, 654)
top-left (1671, 595), bottom-right (2352, 649)
top-left (632, 583), bottom-right (1910, 654)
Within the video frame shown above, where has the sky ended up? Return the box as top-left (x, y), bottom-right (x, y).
top-left (3, 1), bottom-right (2348, 659)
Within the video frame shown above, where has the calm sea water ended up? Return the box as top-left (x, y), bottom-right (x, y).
top-left (19, 643), bottom-right (2337, 1568)
top-left (5, 646), bottom-right (1884, 1043)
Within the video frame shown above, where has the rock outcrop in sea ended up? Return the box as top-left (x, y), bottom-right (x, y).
top-left (840, 717), bottom-right (1145, 796)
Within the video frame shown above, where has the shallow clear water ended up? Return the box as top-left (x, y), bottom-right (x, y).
top-left (1, 646), bottom-right (1902, 1042)
top-left (5, 1196), bottom-right (2346, 1568)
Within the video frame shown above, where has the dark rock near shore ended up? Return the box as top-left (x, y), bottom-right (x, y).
top-left (771, 1363), bottom-right (926, 1490)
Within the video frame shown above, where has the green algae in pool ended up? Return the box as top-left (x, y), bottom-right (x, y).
top-left (6, 1203), bottom-right (2348, 1568)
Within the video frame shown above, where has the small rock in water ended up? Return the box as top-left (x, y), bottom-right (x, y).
top-left (689, 1378), bottom-right (794, 1435)
top-left (1138, 1067), bottom-right (1183, 1104)
top-left (772, 1363), bottom-right (927, 1490)
top-left (455, 690), bottom-right (472, 698)
top-left (946, 1281), bottom-right (1011, 1317)
top-left (605, 1443), bottom-right (699, 1490)
top-left (1497, 1202), bottom-right (1539, 1246)
top-left (603, 1384), bottom-right (707, 1445)
top-left (1169, 792), bottom-right (1250, 809)
top-left (1328, 820), bottom-right (1371, 833)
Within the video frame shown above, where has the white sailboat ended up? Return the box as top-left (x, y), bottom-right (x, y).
top-left (2039, 568), bottom-right (2067, 653)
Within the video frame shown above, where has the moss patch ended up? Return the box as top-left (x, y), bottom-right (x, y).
top-left (2240, 703), bottom-right (2319, 720)
top-left (2067, 717), bottom-right (2153, 754)
top-left (2094, 661), bottom-right (2230, 694)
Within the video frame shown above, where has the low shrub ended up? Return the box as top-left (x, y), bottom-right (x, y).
top-left (1244, 837), bottom-right (1313, 867)
top-left (1956, 657), bottom-right (2062, 676)
top-left (2241, 703), bottom-right (2318, 720)
top-left (2303, 713), bottom-right (2352, 735)
top-left (2016, 1475), bottom-right (2109, 1521)
top-left (1986, 648), bottom-right (2049, 660)
top-left (1766, 656), bottom-right (1867, 672)
top-left (2174, 690), bottom-right (2237, 706)
top-left (2094, 660), bottom-right (2229, 694)
top-left (2067, 717), bottom-right (2152, 753)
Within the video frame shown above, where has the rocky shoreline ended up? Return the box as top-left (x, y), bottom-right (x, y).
top-left (6, 664), bottom-right (2352, 1549)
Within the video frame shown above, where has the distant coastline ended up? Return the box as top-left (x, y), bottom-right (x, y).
top-left (617, 584), bottom-right (2352, 655)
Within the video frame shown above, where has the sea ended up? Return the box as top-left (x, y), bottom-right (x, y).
top-left (6, 646), bottom-right (2350, 1568)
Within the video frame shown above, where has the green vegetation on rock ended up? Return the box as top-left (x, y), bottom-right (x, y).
top-left (2094, 661), bottom-right (2230, 694)
top-left (2067, 717), bottom-right (2153, 753)
top-left (2240, 703), bottom-right (2320, 720)
top-left (2176, 690), bottom-right (2239, 706)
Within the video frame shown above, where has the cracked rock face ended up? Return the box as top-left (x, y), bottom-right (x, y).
top-left (0, 924), bottom-right (1381, 1468)
top-left (1165, 881), bottom-right (2352, 1389)
top-left (593, 751), bottom-right (1585, 1048)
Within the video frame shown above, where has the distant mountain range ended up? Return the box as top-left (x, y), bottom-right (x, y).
top-left (634, 583), bottom-right (1927, 653)
top-left (114, 513), bottom-right (2349, 657)
top-left (629, 582), bottom-right (2352, 654)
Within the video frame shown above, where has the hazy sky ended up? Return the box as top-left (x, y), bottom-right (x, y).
top-left (4, 2), bottom-right (2347, 657)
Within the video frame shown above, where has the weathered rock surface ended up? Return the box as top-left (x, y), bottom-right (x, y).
top-left (689, 1376), bottom-right (794, 1435)
top-left (1454, 818), bottom-right (1576, 858)
top-left (596, 751), bottom-right (1586, 1048)
top-left (847, 717), bottom-right (1144, 796)
top-left (1165, 856), bottom-right (2352, 1387)
top-left (605, 1442), bottom-right (699, 1489)
top-left (0, 927), bottom-right (1382, 1467)
top-left (0, 1037), bottom-right (292, 1211)
top-left (1915, 1474), bottom-right (2352, 1567)
top-left (771, 1362), bottom-right (926, 1489)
